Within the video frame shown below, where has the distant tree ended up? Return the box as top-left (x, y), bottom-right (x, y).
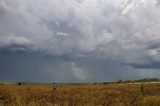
top-left (117, 79), bottom-right (123, 83)
top-left (126, 80), bottom-right (131, 83)
top-left (103, 82), bottom-right (107, 85)
top-left (94, 82), bottom-right (97, 85)
top-left (18, 82), bottom-right (22, 86)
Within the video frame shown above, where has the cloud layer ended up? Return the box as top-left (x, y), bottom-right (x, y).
top-left (0, 0), bottom-right (160, 82)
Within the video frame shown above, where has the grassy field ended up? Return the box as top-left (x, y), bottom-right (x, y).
top-left (0, 83), bottom-right (160, 106)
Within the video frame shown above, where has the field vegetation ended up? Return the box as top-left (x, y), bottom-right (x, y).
top-left (0, 82), bottom-right (160, 106)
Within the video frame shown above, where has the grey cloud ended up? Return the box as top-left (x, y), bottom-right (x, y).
top-left (0, 44), bottom-right (30, 54)
top-left (0, 0), bottom-right (160, 82)
top-left (156, 0), bottom-right (160, 6)
top-left (145, 42), bottom-right (160, 50)
top-left (0, 0), bottom-right (12, 14)
top-left (0, 0), bottom-right (159, 61)
top-left (130, 63), bottom-right (160, 69)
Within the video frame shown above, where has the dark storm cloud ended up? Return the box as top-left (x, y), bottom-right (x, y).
top-left (130, 63), bottom-right (160, 69)
top-left (127, 61), bottom-right (160, 69)
top-left (0, 0), bottom-right (160, 82)
top-left (0, 53), bottom-right (144, 83)
top-left (0, 53), bottom-right (75, 82)
top-left (0, 44), bottom-right (31, 54)
top-left (146, 42), bottom-right (160, 50)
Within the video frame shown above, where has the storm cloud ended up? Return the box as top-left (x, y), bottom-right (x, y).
top-left (0, 0), bottom-right (160, 82)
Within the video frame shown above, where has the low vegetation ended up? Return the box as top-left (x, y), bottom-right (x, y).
top-left (0, 81), bottom-right (160, 106)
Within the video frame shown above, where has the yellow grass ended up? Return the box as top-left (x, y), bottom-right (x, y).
top-left (0, 83), bottom-right (160, 106)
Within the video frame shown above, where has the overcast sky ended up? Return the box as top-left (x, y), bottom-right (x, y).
top-left (0, 0), bottom-right (160, 83)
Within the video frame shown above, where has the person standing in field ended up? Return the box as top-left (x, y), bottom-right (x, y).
top-left (52, 83), bottom-right (57, 105)
top-left (53, 83), bottom-right (57, 90)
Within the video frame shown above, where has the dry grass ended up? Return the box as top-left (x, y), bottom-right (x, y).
top-left (0, 83), bottom-right (160, 106)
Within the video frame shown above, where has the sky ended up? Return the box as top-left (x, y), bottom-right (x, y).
top-left (0, 0), bottom-right (160, 83)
